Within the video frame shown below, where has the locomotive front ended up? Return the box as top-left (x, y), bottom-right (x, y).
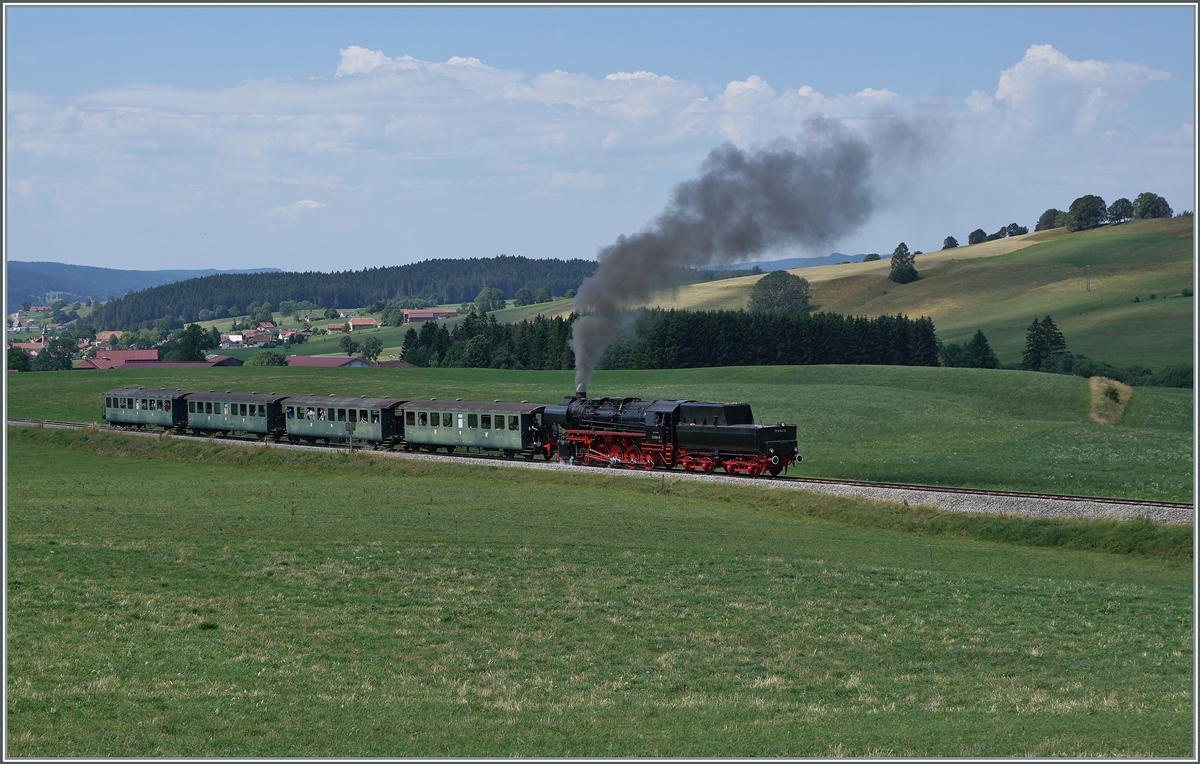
top-left (544, 390), bottom-right (800, 476)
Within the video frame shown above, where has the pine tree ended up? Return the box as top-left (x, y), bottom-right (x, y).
top-left (964, 329), bottom-right (999, 369)
top-left (1021, 318), bottom-right (1048, 370)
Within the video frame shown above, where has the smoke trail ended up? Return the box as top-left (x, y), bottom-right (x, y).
top-left (570, 115), bottom-right (934, 391)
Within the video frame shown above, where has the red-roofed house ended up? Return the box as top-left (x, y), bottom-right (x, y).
top-left (95, 330), bottom-right (124, 343)
top-left (96, 349), bottom-right (159, 362)
top-left (348, 317), bottom-right (379, 330)
top-left (326, 323), bottom-right (345, 334)
top-left (286, 355), bottom-right (370, 368)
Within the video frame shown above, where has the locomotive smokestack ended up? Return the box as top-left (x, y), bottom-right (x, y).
top-left (569, 113), bottom-right (940, 392)
top-left (575, 382), bottom-right (587, 399)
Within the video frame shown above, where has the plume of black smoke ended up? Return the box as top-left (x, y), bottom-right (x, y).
top-left (570, 115), bottom-right (935, 391)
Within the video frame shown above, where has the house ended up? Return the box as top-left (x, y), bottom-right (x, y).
top-left (302, 314), bottom-right (322, 322)
top-left (403, 309), bottom-right (458, 324)
top-left (348, 317), bottom-right (379, 330)
top-left (339, 311), bottom-right (358, 318)
top-left (30, 305), bottom-right (50, 312)
top-left (204, 354), bottom-right (245, 366)
top-left (95, 349), bottom-right (159, 362)
top-left (285, 355), bottom-right (370, 368)
top-left (95, 330), bottom-right (123, 344)
top-left (10, 341), bottom-right (44, 357)
top-left (256, 322), bottom-right (276, 330)
top-left (326, 323), bottom-right (345, 334)
top-left (375, 359), bottom-right (418, 368)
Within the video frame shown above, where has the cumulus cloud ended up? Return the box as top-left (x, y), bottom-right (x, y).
top-left (988, 44), bottom-right (1170, 134)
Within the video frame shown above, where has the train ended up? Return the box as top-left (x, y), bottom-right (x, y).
top-left (101, 386), bottom-right (800, 477)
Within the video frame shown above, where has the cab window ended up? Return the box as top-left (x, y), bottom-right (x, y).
top-left (406, 411), bottom-right (415, 426)
top-left (509, 415), bottom-right (519, 431)
top-left (481, 414), bottom-right (491, 429)
top-left (468, 414), bottom-right (478, 429)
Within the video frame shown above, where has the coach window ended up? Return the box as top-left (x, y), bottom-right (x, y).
top-left (327, 408), bottom-right (335, 421)
top-left (141, 399), bottom-right (148, 410)
top-left (442, 413), bottom-right (452, 427)
top-left (371, 410), bottom-right (380, 424)
top-left (287, 406), bottom-right (294, 419)
top-left (259, 405), bottom-right (266, 417)
top-left (360, 410), bottom-right (368, 424)
top-left (224, 403), bottom-right (231, 415)
top-left (105, 397), bottom-right (112, 408)
top-left (495, 415), bottom-right (504, 430)
top-left (509, 415), bottom-right (519, 431)
top-left (238, 404), bottom-right (246, 416)
top-left (418, 412), bottom-right (428, 427)
top-left (118, 398), bottom-right (125, 409)
top-left (468, 414), bottom-right (478, 429)
top-left (406, 411), bottom-right (415, 426)
top-left (188, 401), bottom-right (195, 413)
top-left (307, 408), bottom-right (317, 420)
top-left (481, 414), bottom-right (491, 429)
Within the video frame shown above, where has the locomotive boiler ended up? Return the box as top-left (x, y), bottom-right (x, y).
top-left (543, 390), bottom-right (799, 476)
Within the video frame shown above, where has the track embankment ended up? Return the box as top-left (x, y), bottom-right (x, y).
top-left (8, 418), bottom-right (1193, 525)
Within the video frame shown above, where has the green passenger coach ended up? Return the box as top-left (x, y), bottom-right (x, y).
top-left (282, 395), bottom-right (406, 446)
top-left (103, 387), bottom-right (189, 431)
top-left (400, 399), bottom-right (548, 458)
top-left (185, 391), bottom-right (288, 438)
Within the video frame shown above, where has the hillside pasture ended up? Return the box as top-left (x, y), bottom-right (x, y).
top-left (6, 364), bottom-right (1191, 501)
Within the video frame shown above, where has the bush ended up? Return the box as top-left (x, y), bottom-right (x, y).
top-left (863, 253), bottom-right (881, 262)
top-left (245, 349), bottom-right (287, 366)
top-left (967, 228), bottom-right (987, 246)
top-left (747, 271), bottom-right (812, 313)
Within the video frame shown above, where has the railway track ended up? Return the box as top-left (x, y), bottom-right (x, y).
top-left (9, 417), bottom-right (1193, 524)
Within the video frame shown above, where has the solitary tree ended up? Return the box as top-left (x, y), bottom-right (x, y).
top-left (245, 349), bottom-right (287, 366)
top-left (747, 271), bottom-right (812, 313)
top-left (513, 287), bottom-right (535, 307)
top-left (360, 335), bottom-right (383, 363)
top-left (536, 286), bottom-right (553, 303)
top-left (967, 228), bottom-right (988, 246)
top-left (942, 236), bottom-right (959, 249)
top-left (1066, 195), bottom-right (1107, 231)
top-left (1022, 315), bottom-right (1066, 371)
top-left (888, 242), bottom-right (919, 284)
top-left (1107, 198), bottom-right (1133, 224)
top-left (564, 289), bottom-right (577, 299)
top-left (173, 324), bottom-right (209, 362)
top-left (863, 253), bottom-right (882, 261)
top-left (324, 308), bottom-right (339, 319)
top-left (340, 334), bottom-right (361, 356)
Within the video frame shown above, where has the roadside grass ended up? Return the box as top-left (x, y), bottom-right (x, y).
top-left (6, 429), bottom-right (1193, 757)
top-left (636, 218), bottom-right (1192, 369)
top-left (7, 364), bottom-right (1191, 501)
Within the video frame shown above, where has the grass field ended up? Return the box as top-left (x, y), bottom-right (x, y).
top-left (6, 364), bottom-right (1192, 501)
top-left (642, 218), bottom-right (1194, 369)
top-left (6, 427), bottom-right (1192, 757)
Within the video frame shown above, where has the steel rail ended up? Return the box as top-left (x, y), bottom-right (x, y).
top-left (7, 417), bottom-right (1192, 510)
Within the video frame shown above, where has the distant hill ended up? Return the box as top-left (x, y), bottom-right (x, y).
top-left (644, 217), bottom-right (1194, 370)
top-left (87, 255), bottom-right (598, 330)
top-left (711, 253), bottom-right (875, 271)
top-left (7, 261), bottom-right (282, 308)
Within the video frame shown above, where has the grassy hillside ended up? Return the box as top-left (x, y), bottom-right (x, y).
top-left (643, 218), bottom-right (1193, 369)
top-left (7, 365), bottom-right (1192, 501)
top-left (6, 428), bottom-right (1191, 756)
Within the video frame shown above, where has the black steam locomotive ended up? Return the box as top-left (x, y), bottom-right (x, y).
top-left (545, 392), bottom-right (799, 476)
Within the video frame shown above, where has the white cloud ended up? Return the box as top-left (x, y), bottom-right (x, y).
top-left (268, 199), bottom-right (326, 219)
top-left (993, 44), bottom-right (1170, 134)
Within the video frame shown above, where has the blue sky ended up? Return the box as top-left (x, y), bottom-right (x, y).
top-left (6, 5), bottom-right (1195, 272)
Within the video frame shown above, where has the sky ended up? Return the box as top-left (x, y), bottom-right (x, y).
top-left (5, 5), bottom-right (1196, 273)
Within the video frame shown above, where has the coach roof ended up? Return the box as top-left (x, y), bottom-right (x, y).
top-left (282, 395), bottom-right (406, 409)
top-left (182, 391), bottom-right (290, 404)
top-left (104, 387), bottom-right (188, 398)
top-left (402, 400), bottom-right (545, 414)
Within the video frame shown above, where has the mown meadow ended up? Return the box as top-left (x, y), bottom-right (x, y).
top-left (7, 364), bottom-right (1192, 501)
top-left (6, 426), bottom-right (1192, 757)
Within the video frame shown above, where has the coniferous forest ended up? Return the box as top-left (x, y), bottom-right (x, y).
top-left (403, 308), bottom-right (940, 371)
top-left (89, 256), bottom-right (598, 330)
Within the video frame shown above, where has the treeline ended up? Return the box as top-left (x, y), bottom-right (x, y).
top-left (597, 309), bottom-right (940, 370)
top-left (89, 256), bottom-right (598, 330)
top-left (401, 313), bottom-right (574, 370)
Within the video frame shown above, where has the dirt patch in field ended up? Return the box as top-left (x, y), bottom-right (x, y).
top-left (1089, 377), bottom-right (1133, 425)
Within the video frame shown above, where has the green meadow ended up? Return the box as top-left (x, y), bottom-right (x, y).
top-left (5, 364), bottom-right (1193, 501)
top-left (6, 427), bottom-right (1192, 757)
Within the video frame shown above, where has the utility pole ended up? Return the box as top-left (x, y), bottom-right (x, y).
top-left (1086, 264), bottom-right (1091, 292)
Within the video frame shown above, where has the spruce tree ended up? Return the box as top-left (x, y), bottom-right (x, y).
top-left (964, 329), bottom-right (999, 369)
top-left (1021, 318), bottom-right (1048, 370)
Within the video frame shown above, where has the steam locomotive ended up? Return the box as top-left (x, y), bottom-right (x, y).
top-left (102, 386), bottom-right (800, 478)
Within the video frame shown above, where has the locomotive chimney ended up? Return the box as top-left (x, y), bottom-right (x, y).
top-left (575, 382), bottom-right (587, 399)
